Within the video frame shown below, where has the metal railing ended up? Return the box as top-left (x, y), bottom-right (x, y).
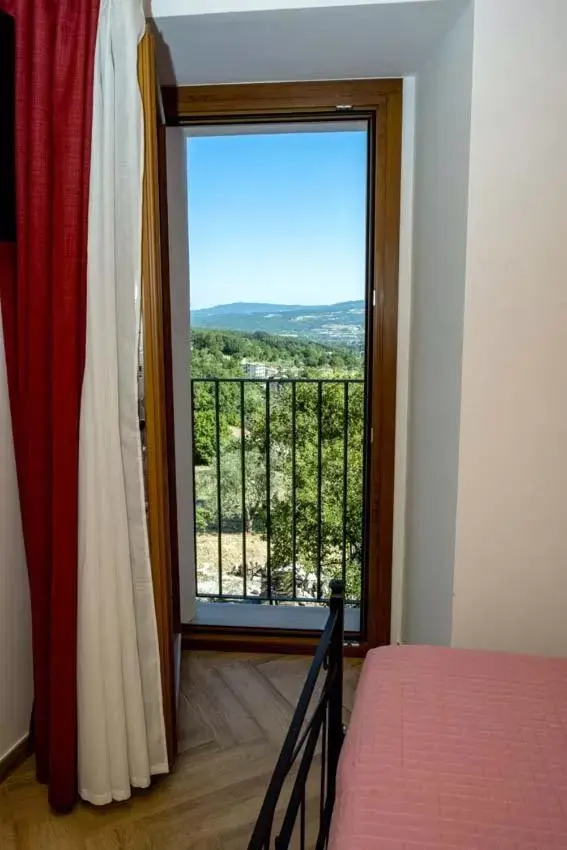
top-left (191, 377), bottom-right (364, 606)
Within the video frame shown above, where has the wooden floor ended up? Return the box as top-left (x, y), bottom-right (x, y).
top-left (0, 652), bottom-right (362, 849)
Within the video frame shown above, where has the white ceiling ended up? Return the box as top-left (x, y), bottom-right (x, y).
top-left (149, 0), bottom-right (451, 16)
top-left (152, 0), bottom-right (469, 86)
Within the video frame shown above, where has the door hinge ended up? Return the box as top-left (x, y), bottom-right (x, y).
top-left (370, 427), bottom-right (374, 444)
top-left (372, 289), bottom-right (376, 307)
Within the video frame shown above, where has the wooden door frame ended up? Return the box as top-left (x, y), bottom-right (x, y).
top-left (162, 80), bottom-right (402, 655)
top-left (139, 31), bottom-right (179, 767)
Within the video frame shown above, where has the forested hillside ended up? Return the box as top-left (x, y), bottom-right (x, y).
top-left (191, 328), bottom-right (363, 379)
top-left (191, 300), bottom-right (365, 347)
top-left (191, 327), bottom-right (365, 602)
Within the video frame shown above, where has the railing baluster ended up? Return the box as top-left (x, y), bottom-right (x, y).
top-left (215, 379), bottom-right (223, 597)
top-left (327, 581), bottom-right (345, 810)
top-left (320, 709), bottom-right (327, 828)
top-left (300, 788), bottom-right (306, 850)
top-left (292, 382), bottom-right (297, 601)
top-left (266, 381), bottom-right (272, 601)
top-left (190, 379), bottom-right (199, 596)
top-left (190, 377), bottom-right (364, 608)
top-left (317, 382), bottom-right (323, 601)
top-left (342, 381), bottom-right (349, 590)
top-left (240, 380), bottom-right (247, 599)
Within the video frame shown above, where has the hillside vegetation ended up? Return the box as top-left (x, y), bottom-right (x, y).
top-left (191, 300), bottom-right (365, 348)
top-left (192, 327), bottom-right (363, 379)
top-left (191, 327), bottom-right (365, 602)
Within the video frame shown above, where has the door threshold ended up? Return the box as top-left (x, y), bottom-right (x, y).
top-left (182, 623), bottom-right (368, 657)
top-left (191, 599), bottom-right (360, 632)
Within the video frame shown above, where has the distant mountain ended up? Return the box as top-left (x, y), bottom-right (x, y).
top-left (191, 301), bottom-right (365, 347)
top-left (194, 302), bottom-right (304, 316)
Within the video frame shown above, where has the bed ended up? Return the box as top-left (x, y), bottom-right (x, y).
top-left (248, 582), bottom-right (567, 849)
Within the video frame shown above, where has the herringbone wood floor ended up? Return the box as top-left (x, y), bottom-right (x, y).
top-left (0, 652), bottom-right (361, 849)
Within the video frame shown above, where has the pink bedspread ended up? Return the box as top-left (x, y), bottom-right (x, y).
top-left (329, 645), bottom-right (567, 849)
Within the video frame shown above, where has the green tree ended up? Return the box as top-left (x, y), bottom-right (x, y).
top-left (248, 382), bottom-right (364, 600)
top-left (191, 328), bottom-right (363, 381)
top-left (190, 327), bottom-right (365, 602)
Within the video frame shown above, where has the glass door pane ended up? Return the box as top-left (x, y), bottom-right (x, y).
top-left (186, 120), bottom-right (369, 633)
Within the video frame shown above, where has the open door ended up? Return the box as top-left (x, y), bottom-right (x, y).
top-left (163, 81), bottom-right (401, 655)
top-left (138, 29), bottom-right (180, 769)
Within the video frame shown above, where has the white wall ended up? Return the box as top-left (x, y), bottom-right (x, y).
top-left (153, 0), bottom-right (567, 655)
top-left (0, 313), bottom-right (33, 763)
top-left (152, 0), bottom-right (469, 87)
top-left (452, 0), bottom-right (567, 656)
top-left (403, 2), bottom-right (473, 645)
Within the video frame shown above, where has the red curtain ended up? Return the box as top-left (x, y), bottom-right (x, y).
top-left (0, 0), bottom-right (99, 812)
top-left (0, 12), bottom-right (16, 346)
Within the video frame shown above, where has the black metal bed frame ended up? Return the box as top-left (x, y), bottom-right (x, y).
top-left (248, 580), bottom-right (345, 849)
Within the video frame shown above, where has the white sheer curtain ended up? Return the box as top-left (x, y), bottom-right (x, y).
top-left (78, 0), bottom-right (168, 805)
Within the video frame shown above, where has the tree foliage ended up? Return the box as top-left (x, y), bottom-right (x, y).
top-left (191, 329), bottom-right (365, 601)
top-left (192, 328), bottom-right (362, 378)
top-left (248, 382), bottom-right (365, 600)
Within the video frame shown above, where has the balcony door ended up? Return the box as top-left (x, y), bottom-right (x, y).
top-left (164, 82), bottom-right (402, 652)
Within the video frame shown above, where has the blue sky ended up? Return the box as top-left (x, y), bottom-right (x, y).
top-left (186, 129), bottom-right (368, 310)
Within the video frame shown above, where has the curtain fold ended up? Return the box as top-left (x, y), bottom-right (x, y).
top-left (78, 0), bottom-right (168, 805)
top-left (0, 0), bottom-right (99, 812)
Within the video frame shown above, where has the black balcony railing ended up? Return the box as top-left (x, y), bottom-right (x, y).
top-left (191, 377), bottom-right (364, 607)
